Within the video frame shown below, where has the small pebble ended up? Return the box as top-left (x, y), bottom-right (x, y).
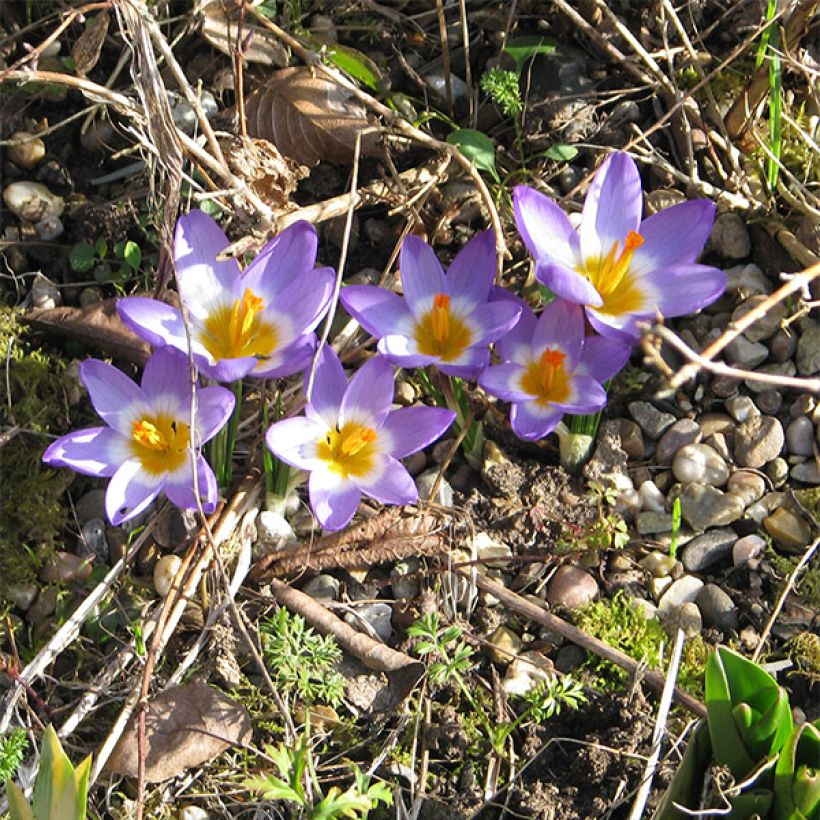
top-left (699, 413), bottom-right (735, 437)
top-left (791, 461), bottom-right (820, 483)
top-left (649, 576), bottom-right (673, 601)
top-left (631, 598), bottom-right (658, 620)
top-left (301, 574), bottom-right (340, 601)
top-left (502, 651), bottom-right (554, 696)
top-left (769, 329), bottom-right (797, 363)
top-left (755, 390), bottom-right (782, 415)
top-left (546, 565), bottom-right (598, 609)
top-left (732, 295), bottom-right (785, 342)
top-left (487, 625), bottom-right (522, 665)
top-left (680, 529), bottom-right (736, 572)
top-left (403, 451), bottom-right (427, 477)
top-left (3, 180), bottom-right (64, 221)
top-left (415, 469), bottom-right (453, 506)
top-left (763, 508), bottom-right (812, 553)
top-left (636, 511), bottom-right (673, 534)
top-left (38, 551), bottom-right (93, 584)
top-left (745, 362), bottom-right (796, 394)
top-left (6, 582), bottom-right (38, 611)
top-left (725, 335), bottom-right (768, 369)
top-left (679, 483), bottom-right (744, 531)
top-left (391, 557), bottom-right (420, 599)
top-left (726, 470), bottom-right (766, 508)
top-left (601, 418), bottom-right (645, 460)
top-left (796, 321), bottom-right (820, 376)
top-left (639, 480), bottom-right (666, 513)
top-left (734, 415), bottom-right (784, 468)
top-left (178, 807), bottom-right (210, 820)
top-left (725, 263), bottom-right (768, 295)
top-left (473, 533), bottom-right (513, 568)
top-left (30, 273), bottom-right (61, 309)
top-left (655, 419), bottom-right (702, 464)
top-left (8, 131), bottom-right (46, 169)
top-left (732, 534), bottom-right (766, 566)
top-left (666, 601), bottom-right (702, 637)
top-left (657, 575), bottom-right (704, 619)
top-left (786, 416), bottom-right (815, 457)
top-left (555, 644), bottom-right (586, 674)
top-left (628, 401), bottom-right (676, 439)
top-left (791, 394), bottom-right (816, 418)
top-left (672, 443), bottom-right (730, 487)
top-left (75, 489), bottom-right (106, 524)
top-left (153, 554), bottom-right (182, 598)
top-left (710, 212), bottom-right (750, 259)
top-left (639, 551), bottom-right (678, 578)
top-left (345, 602), bottom-right (392, 642)
top-left (26, 587), bottom-right (58, 625)
top-left (696, 584), bottom-right (738, 632)
top-left (725, 395), bottom-right (760, 423)
top-left (78, 518), bottom-right (108, 563)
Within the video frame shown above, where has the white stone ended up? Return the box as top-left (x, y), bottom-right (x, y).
top-left (639, 480), bottom-right (666, 513)
top-left (153, 555), bottom-right (182, 598)
top-left (672, 443), bottom-right (730, 486)
top-left (3, 181), bottom-right (64, 221)
top-left (501, 651), bottom-right (554, 696)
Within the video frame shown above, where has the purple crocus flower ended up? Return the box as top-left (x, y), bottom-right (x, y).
top-left (514, 152), bottom-right (726, 340)
top-left (43, 347), bottom-right (234, 525)
top-left (266, 348), bottom-right (455, 531)
top-left (479, 296), bottom-right (631, 441)
top-left (118, 210), bottom-right (335, 382)
top-left (340, 230), bottom-right (521, 378)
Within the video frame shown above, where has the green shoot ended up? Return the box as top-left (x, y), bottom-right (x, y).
top-left (480, 68), bottom-right (522, 117)
top-left (669, 496), bottom-right (682, 560)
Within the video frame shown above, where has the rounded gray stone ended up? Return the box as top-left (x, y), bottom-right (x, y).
top-left (796, 321), bottom-right (820, 376)
top-left (628, 401), bottom-right (676, 440)
top-left (696, 584), bottom-right (738, 632)
top-left (726, 470), bottom-right (766, 508)
top-left (786, 416), bottom-right (815, 457)
top-left (655, 419), bottom-right (702, 464)
top-left (673, 443), bottom-right (730, 487)
top-left (755, 390), bottom-right (782, 415)
top-left (725, 335), bottom-right (769, 369)
top-left (732, 295), bottom-right (785, 342)
top-left (766, 457), bottom-right (790, 488)
top-left (710, 212), bottom-right (751, 260)
top-left (546, 565), bottom-right (598, 610)
top-left (734, 415), bottom-right (785, 468)
top-left (681, 529), bottom-right (736, 572)
top-left (725, 395), bottom-right (760, 423)
top-left (679, 483), bottom-right (745, 531)
top-left (658, 575), bottom-right (704, 619)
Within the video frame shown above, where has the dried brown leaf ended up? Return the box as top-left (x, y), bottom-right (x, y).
top-left (24, 298), bottom-right (151, 365)
top-left (199, 0), bottom-right (288, 67)
top-left (72, 11), bottom-right (109, 77)
top-left (106, 681), bottom-right (252, 782)
top-left (246, 67), bottom-right (382, 167)
top-left (221, 135), bottom-right (307, 209)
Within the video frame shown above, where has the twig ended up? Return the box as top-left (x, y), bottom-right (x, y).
top-left (667, 258), bottom-right (820, 389)
top-left (752, 535), bottom-right (820, 663)
top-left (646, 322), bottom-right (820, 392)
top-left (627, 627), bottom-right (686, 820)
top-left (458, 571), bottom-right (707, 718)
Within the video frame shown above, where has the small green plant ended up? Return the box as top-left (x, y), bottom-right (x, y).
top-left (556, 481), bottom-right (630, 553)
top-left (245, 734), bottom-right (393, 819)
top-left (5, 724), bottom-right (91, 820)
top-left (655, 647), bottom-right (819, 820)
top-left (480, 68), bottom-right (522, 118)
top-left (669, 496), bottom-right (682, 559)
top-left (260, 608), bottom-right (345, 706)
top-left (0, 730), bottom-right (28, 783)
top-left (69, 237), bottom-right (142, 285)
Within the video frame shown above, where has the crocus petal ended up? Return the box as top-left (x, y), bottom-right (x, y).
top-left (304, 345), bottom-right (347, 428)
top-left (340, 355), bottom-right (394, 429)
top-left (200, 355), bottom-right (259, 383)
top-left (380, 406), bottom-right (456, 459)
top-left (579, 335), bottom-right (633, 383)
top-left (646, 264), bottom-right (728, 318)
top-left (309, 469), bottom-right (361, 531)
top-left (576, 336), bottom-right (633, 383)
top-left (105, 458), bottom-right (163, 525)
top-left (634, 199), bottom-right (715, 273)
top-left (43, 427), bottom-right (128, 477)
top-left (479, 363), bottom-right (531, 403)
top-left (513, 186), bottom-right (580, 270)
top-left (195, 385), bottom-right (236, 442)
top-left (495, 295), bottom-right (537, 365)
top-left (400, 235), bottom-right (448, 314)
top-left (174, 210), bottom-right (241, 319)
top-left (80, 359), bottom-right (145, 436)
top-left (266, 416), bottom-right (326, 472)
top-left (532, 298), bottom-right (585, 368)
top-left (537, 262), bottom-right (604, 307)
top-left (466, 300), bottom-right (522, 346)
top-left (140, 346), bottom-right (192, 418)
top-left (377, 336), bottom-right (437, 369)
top-left (353, 454), bottom-right (418, 505)
top-left (445, 230), bottom-right (495, 310)
top-left (164, 455), bottom-right (219, 513)
top-left (586, 307), bottom-right (646, 341)
top-left (253, 333), bottom-right (316, 380)
top-left (510, 401), bottom-right (563, 441)
top-left (438, 345), bottom-right (489, 378)
top-left (552, 374), bottom-right (608, 413)
top-left (340, 285), bottom-right (414, 339)
top-left (117, 297), bottom-right (190, 351)
top-left (242, 221), bottom-right (318, 301)
top-left (579, 152), bottom-right (643, 261)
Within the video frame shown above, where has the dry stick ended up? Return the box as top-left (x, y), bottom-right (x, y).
top-left (434, 0), bottom-right (453, 119)
top-left (244, 6), bottom-right (507, 279)
top-left (458, 571), bottom-right (707, 719)
top-left (669, 258), bottom-right (820, 390)
top-left (458, 0), bottom-right (474, 126)
top-left (752, 535), bottom-right (820, 663)
top-left (267, 578), bottom-right (424, 705)
top-left (627, 628), bottom-right (687, 820)
top-left (648, 323), bottom-right (820, 392)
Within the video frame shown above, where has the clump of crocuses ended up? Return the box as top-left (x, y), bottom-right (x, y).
top-left (43, 347), bottom-right (234, 525)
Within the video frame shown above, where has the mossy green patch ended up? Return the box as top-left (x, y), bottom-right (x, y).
top-left (785, 631), bottom-right (820, 684)
top-left (575, 591), bottom-right (707, 699)
top-left (0, 308), bottom-right (76, 595)
top-left (766, 546), bottom-right (820, 610)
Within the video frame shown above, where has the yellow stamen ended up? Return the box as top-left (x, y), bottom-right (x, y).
top-left (413, 292), bottom-right (473, 361)
top-left (200, 288), bottom-right (278, 361)
top-left (317, 422), bottom-right (378, 479)
top-left (520, 347), bottom-right (571, 407)
top-left (130, 415), bottom-right (190, 475)
top-left (582, 230), bottom-right (646, 317)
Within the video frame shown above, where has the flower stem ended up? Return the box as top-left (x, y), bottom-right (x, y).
top-left (435, 372), bottom-right (484, 470)
top-left (210, 379), bottom-right (244, 490)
